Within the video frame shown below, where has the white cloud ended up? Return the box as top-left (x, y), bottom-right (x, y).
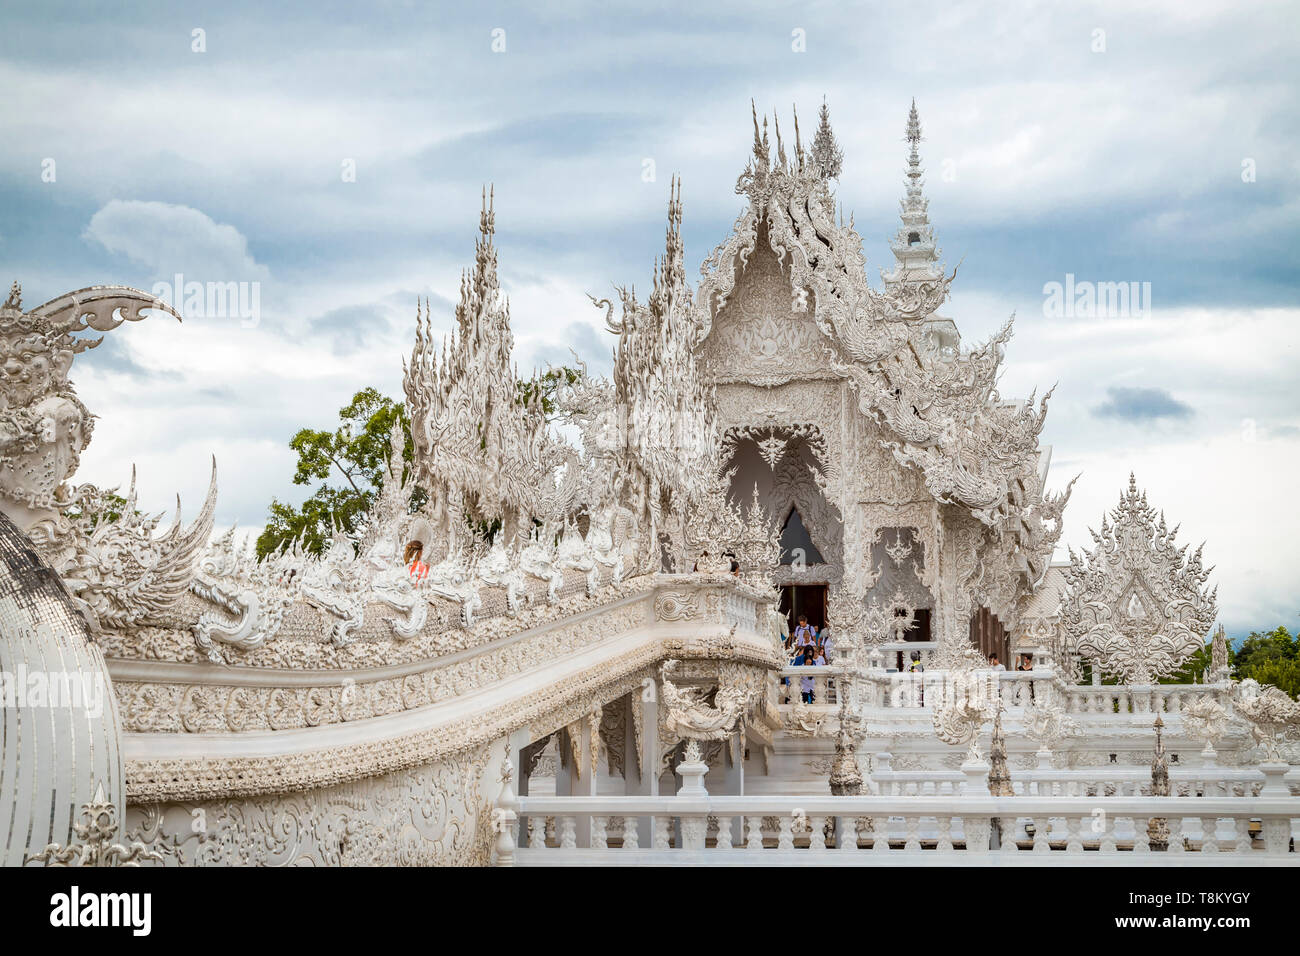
top-left (83, 200), bottom-right (269, 282)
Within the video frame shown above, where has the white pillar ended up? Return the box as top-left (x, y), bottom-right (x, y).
top-left (722, 732), bottom-right (745, 845)
top-left (507, 725), bottom-right (532, 841)
top-left (556, 720), bottom-right (597, 848)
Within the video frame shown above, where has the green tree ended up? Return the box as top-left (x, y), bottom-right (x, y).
top-left (256, 370), bottom-right (577, 560)
top-left (1232, 625), bottom-right (1296, 672)
top-left (517, 365), bottom-right (579, 420)
top-left (1233, 625), bottom-right (1299, 698)
top-left (1163, 640), bottom-right (1215, 685)
top-left (257, 388), bottom-right (417, 559)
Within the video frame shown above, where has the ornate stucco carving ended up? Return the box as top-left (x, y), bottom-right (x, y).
top-left (0, 281), bottom-right (216, 636)
top-left (1062, 474), bottom-right (1217, 685)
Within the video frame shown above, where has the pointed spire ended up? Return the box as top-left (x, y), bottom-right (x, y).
top-left (651, 175), bottom-right (686, 315)
top-left (750, 99), bottom-right (770, 169)
top-left (792, 104), bottom-right (804, 171)
top-left (3, 281), bottom-right (20, 311)
top-left (810, 96), bottom-right (843, 181)
top-left (882, 99), bottom-right (944, 293)
top-left (773, 111), bottom-right (787, 170)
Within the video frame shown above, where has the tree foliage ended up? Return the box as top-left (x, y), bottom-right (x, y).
top-left (257, 371), bottom-right (578, 560)
top-left (1233, 625), bottom-right (1300, 698)
top-left (257, 388), bottom-right (417, 559)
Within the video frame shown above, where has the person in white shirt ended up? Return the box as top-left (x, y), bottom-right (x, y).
top-left (989, 653), bottom-right (1005, 672)
top-left (792, 615), bottom-right (818, 650)
top-left (796, 645), bottom-right (825, 702)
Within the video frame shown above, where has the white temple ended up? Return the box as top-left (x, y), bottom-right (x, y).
top-left (2, 102), bottom-right (1297, 867)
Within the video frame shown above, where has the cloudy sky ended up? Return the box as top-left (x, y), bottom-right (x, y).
top-left (2, 0), bottom-right (1297, 636)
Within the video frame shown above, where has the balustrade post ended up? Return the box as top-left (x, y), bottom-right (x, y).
top-left (675, 741), bottom-right (709, 852)
top-left (1262, 816), bottom-right (1292, 855)
top-left (1168, 817), bottom-right (1185, 853)
top-left (1132, 817), bottom-right (1150, 853)
top-left (871, 816), bottom-right (890, 852)
top-left (903, 815), bottom-right (921, 852)
top-left (777, 816), bottom-right (795, 850)
top-left (1259, 761), bottom-right (1290, 797)
top-left (622, 816), bottom-right (639, 850)
top-left (810, 816), bottom-right (827, 851)
top-left (1199, 816), bottom-right (1219, 854)
top-left (1233, 818), bottom-right (1252, 853)
top-left (937, 816), bottom-right (953, 852)
top-left (654, 817), bottom-right (671, 850)
top-left (491, 756), bottom-right (520, 866)
top-left (1065, 816), bottom-right (1083, 854)
top-left (1031, 816), bottom-right (1050, 852)
top-left (959, 758), bottom-right (991, 796)
top-left (721, 733), bottom-right (745, 846)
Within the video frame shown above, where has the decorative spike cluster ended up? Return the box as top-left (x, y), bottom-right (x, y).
top-left (809, 96), bottom-right (843, 181)
top-left (403, 185), bottom-right (555, 553)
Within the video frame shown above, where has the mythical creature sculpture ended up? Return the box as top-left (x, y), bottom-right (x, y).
top-left (1233, 680), bottom-right (1300, 762)
top-left (477, 535), bottom-right (528, 615)
top-left (0, 281), bottom-right (180, 529)
top-left (660, 659), bottom-right (749, 741)
top-left (518, 527), bottom-right (564, 605)
top-left (1181, 694), bottom-right (1231, 758)
top-left (192, 528), bottom-right (301, 663)
top-left (1062, 474), bottom-right (1217, 685)
top-left (0, 281), bottom-right (218, 636)
top-left (1022, 697), bottom-right (1080, 757)
top-left (786, 699), bottom-right (828, 737)
top-left (932, 667), bottom-right (994, 761)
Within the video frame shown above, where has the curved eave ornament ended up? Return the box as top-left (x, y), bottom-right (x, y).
top-left (27, 283), bottom-right (183, 348)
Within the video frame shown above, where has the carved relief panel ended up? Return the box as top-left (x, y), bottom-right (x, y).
top-left (698, 243), bottom-right (835, 387)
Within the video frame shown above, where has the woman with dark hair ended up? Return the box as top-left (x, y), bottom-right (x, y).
top-left (404, 539), bottom-right (429, 583)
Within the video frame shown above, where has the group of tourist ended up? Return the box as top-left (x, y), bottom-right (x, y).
top-left (783, 614), bottom-right (832, 703)
top-left (987, 653), bottom-right (1035, 671)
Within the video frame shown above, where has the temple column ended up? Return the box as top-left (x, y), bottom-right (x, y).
top-left (722, 732), bottom-right (745, 844)
top-left (555, 718), bottom-right (597, 848)
top-left (624, 690), bottom-right (657, 846)
top-left (507, 725), bottom-right (533, 841)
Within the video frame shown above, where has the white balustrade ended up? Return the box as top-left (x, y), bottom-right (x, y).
top-left (863, 765), bottom-right (1294, 798)
top-left (502, 790), bottom-right (1298, 864)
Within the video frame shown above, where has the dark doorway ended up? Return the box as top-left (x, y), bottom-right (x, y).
top-left (780, 584), bottom-right (827, 635)
top-left (969, 607), bottom-right (1009, 666)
